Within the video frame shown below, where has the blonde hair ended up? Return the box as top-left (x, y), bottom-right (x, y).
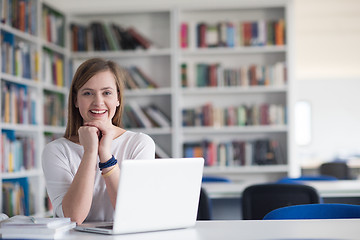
top-left (64, 58), bottom-right (126, 139)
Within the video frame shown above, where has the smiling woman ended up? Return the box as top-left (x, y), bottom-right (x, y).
top-left (41, 58), bottom-right (155, 224)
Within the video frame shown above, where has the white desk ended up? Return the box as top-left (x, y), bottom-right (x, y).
top-left (202, 179), bottom-right (360, 199)
top-left (304, 180), bottom-right (360, 197)
top-left (203, 180), bottom-right (360, 219)
top-left (60, 219), bottom-right (360, 240)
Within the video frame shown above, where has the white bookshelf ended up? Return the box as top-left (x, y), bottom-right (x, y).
top-left (0, 0), bottom-right (68, 216)
top-left (176, 2), bottom-right (293, 182)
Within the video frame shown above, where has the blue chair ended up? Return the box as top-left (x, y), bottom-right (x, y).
top-left (202, 176), bottom-right (232, 183)
top-left (263, 203), bottom-right (360, 220)
top-left (277, 175), bottom-right (338, 184)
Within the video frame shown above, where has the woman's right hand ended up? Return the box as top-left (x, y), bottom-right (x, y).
top-left (78, 125), bottom-right (100, 155)
top-left (64, 125), bottom-right (100, 224)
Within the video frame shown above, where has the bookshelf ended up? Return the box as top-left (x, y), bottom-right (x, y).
top-left (176, 3), bottom-right (293, 182)
top-left (1, 0), bottom-right (294, 216)
top-left (0, 0), bottom-right (68, 217)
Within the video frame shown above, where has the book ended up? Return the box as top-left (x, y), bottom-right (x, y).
top-left (181, 63), bottom-right (188, 87)
top-left (127, 66), bottom-right (149, 88)
top-left (155, 144), bottom-right (170, 158)
top-left (206, 24), bottom-right (218, 47)
top-left (0, 224), bottom-right (75, 239)
top-left (143, 105), bottom-right (171, 128)
top-left (123, 68), bottom-right (139, 89)
top-left (110, 23), bottom-right (138, 50)
top-left (2, 177), bottom-right (30, 216)
top-left (103, 23), bottom-right (120, 51)
top-left (127, 101), bottom-right (153, 128)
top-left (180, 22), bottom-right (188, 48)
top-left (1, 215), bottom-right (71, 228)
top-left (0, 215), bottom-right (76, 239)
top-left (217, 21), bottom-right (227, 47)
top-left (127, 27), bottom-right (152, 49)
top-left (197, 22), bottom-right (207, 48)
top-left (226, 22), bottom-right (235, 47)
top-left (132, 66), bottom-right (159, 88)
top-left (123, 104), bottom-right (145, 128)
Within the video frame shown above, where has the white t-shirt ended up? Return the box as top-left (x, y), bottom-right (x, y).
top-left (41, 131), bottom-right (155, 222)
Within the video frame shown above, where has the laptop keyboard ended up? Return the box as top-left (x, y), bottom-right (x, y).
top-left (96, 224), bottom-right (113, 229)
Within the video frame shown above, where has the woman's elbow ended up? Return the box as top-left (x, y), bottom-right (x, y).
top-left (62, 206), bottom-right (87, 225)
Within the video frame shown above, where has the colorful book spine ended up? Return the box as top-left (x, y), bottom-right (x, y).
top-left (1, 31), bottom-right (39, 80)
top-left (70, 22), bottom-right (155, 51)
top-left (182, 102), bottom-right (286, 127)
top-left (126, 66), bottom-right (159, 89)
top-left (187, 19), bottom-right (286, 49)
top-left (2, 177), bottom-right (32, 216)
top-left (43, 49), bottom-right (65, 87)
top-left (1, 82), bottom-right (37, 125)
top-left (42, 5), bottom-right (65, 46)
top-left (183, 138), bottom-right (284, 167)
top-left (185, 62), bottom-right (286, 88)
top-left (122, 104), bottom-right (171, 129)
top-left (180, 22), bottom-right (188, 48)
top-left (43, 91), bottom-right (65, 126)
top-left (1, 0), bottom-right (37, 35)
top-left (1, 130), bottom-right (36, 173)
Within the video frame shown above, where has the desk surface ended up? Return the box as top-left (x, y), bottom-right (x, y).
top-left (60, 219), bottom-right (360, 240)
top-left (203, 179), bottom-right (360, 198)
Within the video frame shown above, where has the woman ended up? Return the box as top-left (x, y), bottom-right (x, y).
top-left (42, 58), bottom-right (155, 224)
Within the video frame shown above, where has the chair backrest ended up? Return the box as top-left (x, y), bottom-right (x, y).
top-left (197, 187), bottom-right (212, 220)
top-left (241, 183), bottom-right (320, 220)
top-left (319, 161), bottom-right (351, 180)
top-left (263, 203), bottom-right (360, 220)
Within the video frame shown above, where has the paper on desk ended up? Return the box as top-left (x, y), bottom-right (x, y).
top-left (0, 215), bottom-right (71, 228)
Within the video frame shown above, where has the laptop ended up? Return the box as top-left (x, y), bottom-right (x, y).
top-left (75, 157), bottom-right (204, 235)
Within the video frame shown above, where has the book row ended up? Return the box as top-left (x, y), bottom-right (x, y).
top-left (42, 4), bottom-right (65, 47)
top-left (2, 177), bottom-right (33, 216)
top-left (180, 19), bottom-right (285, 48)
top-left (184, 138), bottom-right (285, 167)
top-left (1, 0), bottom-right (37, 35)
top-left (42, 48), bottom-right (66, 87)
top-left (1, 81), bottom-right (37, 125)
top-left (182, 103), bottom-right (286, 127)
top-left (181, 62), bottom-right (286, 88)
top-left (43, 91), bottom-right (65, 127)
top-left (70, 22), bottom-right (152, 52)
top-left (123, 102), bottom-right (171, 129)
top-left (1, 31), bottom-right (40, 80)
top-left (1, 130), bottom-right (36, 173)
top-left (124, 66), bottom-right (159, 90)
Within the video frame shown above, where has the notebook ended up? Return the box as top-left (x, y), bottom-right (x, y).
top-left (75, 157), bottom-right (204, 235)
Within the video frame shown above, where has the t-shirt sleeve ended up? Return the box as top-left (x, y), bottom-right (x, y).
top-left (128, 133), bottom-right (156, 160)
top-left (41, 141), bottom-right (74, 218)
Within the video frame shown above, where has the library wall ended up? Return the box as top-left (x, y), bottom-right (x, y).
top-left (295, 78), bottom-right (360, 164)
top-left (293, 0), bottom-right (360, 166)
top-left (294, 0), bottom-right (360, 79)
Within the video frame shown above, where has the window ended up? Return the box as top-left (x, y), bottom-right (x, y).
top-left (295, 101), bottom-right (312, 146)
